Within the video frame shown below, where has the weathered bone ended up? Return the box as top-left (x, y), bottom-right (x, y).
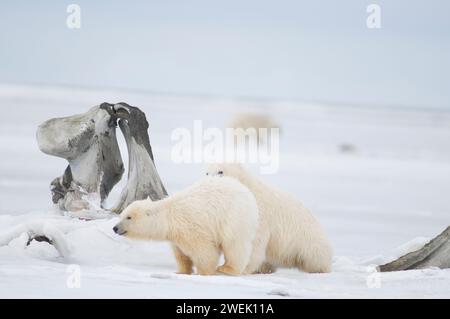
top-left (37, 103), bottom-right (125, 211)
top-left (36, 103), bottom-right (167, 214)
top-left (111, 103), bottom-right (167, 213)
top-left (379, 226), bottom-right (450, 271)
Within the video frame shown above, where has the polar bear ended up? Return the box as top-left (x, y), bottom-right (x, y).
top-left (113, 176), bottom-right (264, 276)
top-left (207, 163), bottom-right (333, 273)
top-left (229, 112), bottom-right (279, 145)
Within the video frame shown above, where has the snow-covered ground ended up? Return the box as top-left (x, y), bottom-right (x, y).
top-left (0, 84), bottom-right (449, 298)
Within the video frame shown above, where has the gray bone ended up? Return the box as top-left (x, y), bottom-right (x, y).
top-left (111, 103), bottom-right (167, 213)
top-left (379, 226), bottom-right (450, 272)
top-left (36, 103), bottom-right (166, 214)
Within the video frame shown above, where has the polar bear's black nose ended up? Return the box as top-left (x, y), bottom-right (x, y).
top-left (113, 226), bottom-right (119, 233)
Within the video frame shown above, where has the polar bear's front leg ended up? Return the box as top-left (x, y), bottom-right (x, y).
top-left (172, 244), bottom-right (193, 275)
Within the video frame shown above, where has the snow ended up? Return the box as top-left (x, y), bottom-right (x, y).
top-left (0, 83), bottom-right (449, 298)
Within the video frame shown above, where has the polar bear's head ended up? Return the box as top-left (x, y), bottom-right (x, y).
top-left (206, 163), bottom-right (244, 179)
top-left (113, 199), bottom-right (168, 240)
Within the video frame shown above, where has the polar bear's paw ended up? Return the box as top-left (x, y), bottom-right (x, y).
top-left (254, 262), bottom-right (277, 274)
top-left (217, 264), bottom-right (241, 276)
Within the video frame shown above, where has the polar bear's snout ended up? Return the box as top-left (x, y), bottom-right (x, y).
top-left (113, 223), bottom-right (127, 236)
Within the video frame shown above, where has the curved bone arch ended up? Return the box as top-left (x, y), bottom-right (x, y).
top-left (379, 226), bottom-right (450, 271)
top-left (36, 103), bottom-right (167, 214)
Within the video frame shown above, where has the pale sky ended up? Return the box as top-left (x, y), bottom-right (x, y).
top-left (0, 0), bottom-right (449, 109)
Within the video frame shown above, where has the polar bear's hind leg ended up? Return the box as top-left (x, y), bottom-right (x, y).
top-left (190, 243), bottom-right (220, 276)
top-left (244, 230), bottom-right (270, 274)
top-left (218, 240), bottom-right (253, 275)
top-left (295, 251), bottom-right (332, 273)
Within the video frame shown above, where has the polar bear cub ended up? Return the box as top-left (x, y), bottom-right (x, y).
top-left (207, 163), bottom-right (333, 273)
top-left (113, 176), bottom-right (262, 276)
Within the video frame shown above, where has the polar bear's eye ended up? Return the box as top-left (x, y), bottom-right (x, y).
top-left (206, 173), bottom-right (209, 176)
top-left (218, 171), bottom-right (223, 175)
top-left (126, 216), bottom-right (132, 220)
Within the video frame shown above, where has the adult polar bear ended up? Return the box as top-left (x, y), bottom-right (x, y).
top-left (207, 163), bottom-right (333, 273)
top-left (114, 176), bottom-right (265, 276)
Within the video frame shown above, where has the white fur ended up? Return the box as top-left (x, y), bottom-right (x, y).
top-left (229, 112), bottom-right (279, 144)
top-left (115, 176), bottom-right (261, 276)
top-left (207, 163), bottom-right (333, 273)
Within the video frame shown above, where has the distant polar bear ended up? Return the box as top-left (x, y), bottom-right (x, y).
top-left (113, 176), bottom-right (264, 276)
top-left (229, 112), bottom-right (279, 144)
top-left (207, 163), bottom-right (333, 273)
